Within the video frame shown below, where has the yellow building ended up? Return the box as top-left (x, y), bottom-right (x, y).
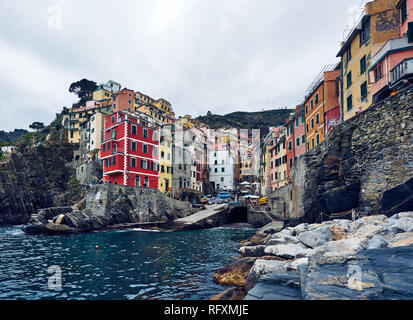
top-left (337, 0), bottom-right (400, 122)
top-left (153, 98), bottom-right (175, 117)
top-left (92, 88), bottom-right (112, 101)
top-left (135, 103), bottom-right (175, 125)
top-left (159, 124), bottom-right (173, 194)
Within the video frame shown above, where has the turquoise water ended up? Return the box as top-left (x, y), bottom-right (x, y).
top-left (0, 226), bottom-right (255, 300)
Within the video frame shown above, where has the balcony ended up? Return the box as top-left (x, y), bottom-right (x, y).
top-left (390, 58), bottom-right (413, 85)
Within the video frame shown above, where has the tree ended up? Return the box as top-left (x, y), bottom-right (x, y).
top-left (29, 122), bottom-right (45, 145)
top-left (69, 79), bottom-right (97, 99)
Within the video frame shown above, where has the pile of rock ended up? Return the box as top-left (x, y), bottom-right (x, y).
top-left (212, 212), bottom-right (413, 300)
top-left (22, 185), bottom-right (193, 235)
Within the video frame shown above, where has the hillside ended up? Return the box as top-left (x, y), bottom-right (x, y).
top-left (0, 129), bottom-right (28, 146)
top-left (195, 109), bottom-right (294, 129)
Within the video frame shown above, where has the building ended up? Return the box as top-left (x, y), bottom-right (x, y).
top-left (304, 65), bottom-right (341, 152)
top-left (209, 149), bottom-right (237, 191)
top-left (369, 0), bottom-right (413, 103)
top-left (293, 106), bottom-right (306, 158)
top-left (337, 0), bottom-right (401, 122)
top-left (159, 124), bottom-right (174, 194)
top-left (1, 146), bottom-right (17, 154)
top-left (101, 111), bottom-right (160, 188)
top-left (269, 128), bottom-right (288, 191)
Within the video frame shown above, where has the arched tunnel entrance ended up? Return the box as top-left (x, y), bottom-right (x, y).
top-left (226, 206), bottom-right (248, 223)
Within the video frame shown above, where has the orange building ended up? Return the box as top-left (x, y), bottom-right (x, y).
top-left (304, 65), bottom-right (341, 152)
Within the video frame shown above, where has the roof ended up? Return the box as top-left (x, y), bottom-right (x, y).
top-left (336, 14), bottom-right (371, 57)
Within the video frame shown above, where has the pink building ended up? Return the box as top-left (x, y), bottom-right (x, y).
top-left (369, 0), bottom-right (413, 103)
top-left (293, 107), bottom-right (306, 158)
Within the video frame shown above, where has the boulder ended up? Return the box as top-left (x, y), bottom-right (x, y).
top-left (44, 223), bottom-right (78, 235)
top-left (245, 259), bottom-right (290, 291)
top-left (386, 217), bottom-right (413, 234)
top-left (289, 258), bottom-right (309, 271)
top-left (264, 243), bottom-right (315, 259)
top-left (297, 226), bottom-right (333, 249)
top-left (213, 257), bottom-right (257, 287)
top-left (316, 238), bottom-right (367, 257)
top-left (300, 245), bottom-right (413, 300)
top-left (293, 223), bottom-right (310, 235)
top-left (366, 235), bottom-right (389, 249)
top-left (267, 235), bottom-right (300, 246)
top-left (239, 245), bottom-right (266, 258)
top-left (388, 232), bottom-right (413, 248)
top-left (21, 223), bottom-right (46, 235)
top-left (245, 273), bottom-right (302, 300)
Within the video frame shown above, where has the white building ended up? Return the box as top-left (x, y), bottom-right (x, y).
top-left (1, 146), bottom-right (18, 154)
top-left (209, 149), bottom-right (236, 191)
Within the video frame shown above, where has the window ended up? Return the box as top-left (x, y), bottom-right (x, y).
top-left (288, 141), bottom-right (292, 151)
top-left (360, 17), bottom-right (371, 46)
top-left (360, 55), bottom-right (367, 74)
top-left (111, 115), bottom-right (115, 123)
top-left (306, 124), bottom-right (309, 133)
top-left (347, 95), bottom-right (353, 111)
top-left (221, 177), bottom-right (224, 182)
top-left (143, 129), bottom-right (148, 139)
top-left (161, 165), bottom-right (165, 173)
top-left (311, 99), bottom-right (314, 109)
top-left (131, 141), bottom-right (137, 151)
top-left (143, 144), bottom-right (148, 154)
top-left (215, 168), bottom-right (218, 173)
top-left (316, 113), bottom-right (320, 124)
top-left (347, 72), bottom-right (352, 89)
top-left (221, 167), bottom-right (225, 172)
top-left (311, 118), bottom-right (314, 129)
top-left (315, 93), bottom-right (319, 105)
top-left (316, 134), bottom-right (320, 145)
top-left (301, 114), bottom-right (305, 124)
top-left (107, 142), bottom-right (111, 151)
top-left (302, 135), bottom-right (305, 144)
top-left (346, 45), bottom-right (352, 62)
top-left (132, 125), bottom-right (137, 135)
top-left (296, 137), bottom-right (300, 146)
top-left (131, 158), bottom-right (136, 167)
top-left (153, 146), bottom-right (158, 156)
top-left (305, 105), bottom-right (308, 114)
top-left (312, 138), bottom-right (315, 149)
top-left (111, 129), bottom-right (117, 139)
top-left (361, 81), bottom-right (368, 102)
top-left (375, 63), bottom-right (383, 81)
top-left (307, 142), bottom-right (310, 150)
top-left (296, 118), bottom-right (299, 127)
top-left (402, 0), bottom-right (407, 23)
top-left (113, 156), bottom-right (116, 166)
top-left (161, 151), bottom-right (165, 158)
top-left (289, 158), bottom-right (293, 169)
top-left (103, 144), bottom-right (106, 152)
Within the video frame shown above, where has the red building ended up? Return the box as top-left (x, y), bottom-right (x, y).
top-left (285, 117), bottom-right (295, 181)
top-left (112, 88), bottom-right (135, 113)
top-left (101, 111), bottom-right (160, 188)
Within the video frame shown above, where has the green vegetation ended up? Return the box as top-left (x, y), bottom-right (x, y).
top-left (195, 108), bottom-right (294, 129)
top-left (0, 129), bottom-right (28, 146)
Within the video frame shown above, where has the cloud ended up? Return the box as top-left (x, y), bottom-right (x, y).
top-left (0, 0), bottom-right (355, 131)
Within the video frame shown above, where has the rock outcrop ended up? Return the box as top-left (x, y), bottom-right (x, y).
top-left (215, 212), bottom-right (413, 300)
top-left (267, 87), bottom-right (413, 223)
top-left (22, 185), bottom-right (193, 235)
top-left (0, 142), bottom-right (81, 225)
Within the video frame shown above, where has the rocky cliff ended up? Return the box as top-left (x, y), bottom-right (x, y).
top-left (22, 185), bottom-right (193, 234)
top-left (0, 142), bottom-right (82, 225)
top-left (268, 86), bottom-right (413, 224)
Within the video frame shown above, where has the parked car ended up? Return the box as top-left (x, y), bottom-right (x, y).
top-left (208, 197), bottom-right (216, 205)
top-left (216, 198), bottom-right (225, 204)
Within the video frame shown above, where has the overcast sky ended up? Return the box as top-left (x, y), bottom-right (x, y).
top-left (0, 0), bottom-right (363, 131)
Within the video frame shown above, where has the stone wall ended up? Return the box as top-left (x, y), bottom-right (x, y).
top-left (270, 86), bottom-right (413, 225)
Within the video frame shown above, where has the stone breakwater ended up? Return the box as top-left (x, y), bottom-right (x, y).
top-left (212, 212), bottom-right (413, 300)
top-left (22, 185), bottom-right (193, 235)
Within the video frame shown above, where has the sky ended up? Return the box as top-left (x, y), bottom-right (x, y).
top-left (0, 0), bottom-right (365, 131)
